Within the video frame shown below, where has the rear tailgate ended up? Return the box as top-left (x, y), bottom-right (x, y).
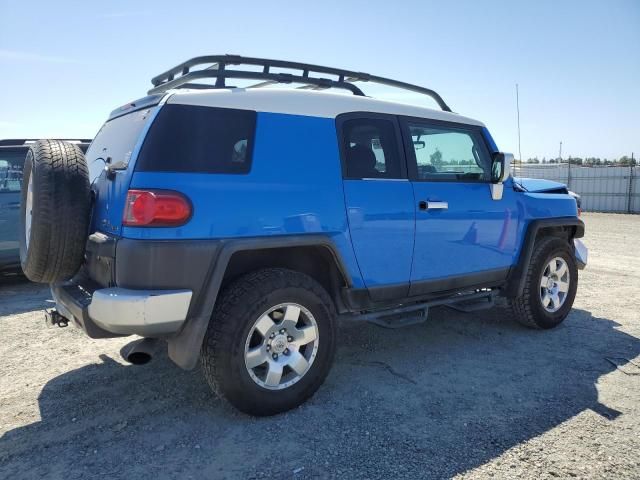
top-left (87, 96), bottom-right (164, 236)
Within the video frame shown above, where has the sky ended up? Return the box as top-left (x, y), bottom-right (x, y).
top-left (0, 0), bottom-right (638, 160)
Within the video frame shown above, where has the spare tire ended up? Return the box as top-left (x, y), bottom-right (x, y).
top-left (20, 140), bottom-right (91, 283)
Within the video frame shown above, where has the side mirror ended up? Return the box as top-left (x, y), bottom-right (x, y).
top-left (489, 152), bottom-right (512, 200)
top-left (491, 152), bottom-right (512, 183)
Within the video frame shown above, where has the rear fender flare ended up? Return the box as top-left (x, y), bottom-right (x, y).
top-left (167, 235), bottom-right (352, 370)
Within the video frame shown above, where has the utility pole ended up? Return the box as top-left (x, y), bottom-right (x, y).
top-left (516, 83), bottom-right (522, 165)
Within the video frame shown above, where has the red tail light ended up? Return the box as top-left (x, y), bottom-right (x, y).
top-left (123, 189), bottom-right (192, 227)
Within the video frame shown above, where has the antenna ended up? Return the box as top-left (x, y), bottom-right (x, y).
top-left (516, 83), bottom-right (522, 164)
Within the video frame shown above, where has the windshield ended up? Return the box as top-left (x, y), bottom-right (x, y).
top-left (0, 148), bottom-right (26, 193)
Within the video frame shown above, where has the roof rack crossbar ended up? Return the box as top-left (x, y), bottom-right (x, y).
top-left (150, 69), bottom-right (365, 96)
top-left (149, 54), bottom-right (451, 111)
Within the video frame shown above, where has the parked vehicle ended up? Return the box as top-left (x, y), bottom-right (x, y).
top-left (21, 55), bottom-right (587, 415)
top-left (0, 139), bottom-right (90, 273)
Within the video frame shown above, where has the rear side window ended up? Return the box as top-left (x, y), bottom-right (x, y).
top-left (136, 104), bottom-right (256, 174)
top-left (341, 117), bottom-right (403, 179)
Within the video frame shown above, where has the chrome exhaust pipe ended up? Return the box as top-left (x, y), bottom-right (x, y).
top-left (122, 338), bottom-right (159, 365)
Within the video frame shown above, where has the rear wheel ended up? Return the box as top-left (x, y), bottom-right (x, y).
top-left (510, 237), bottom-right (578, 329)
top-left (20, 140), bottom-right (91, 283)
top-left (201, 268), bottom-right (337, 416)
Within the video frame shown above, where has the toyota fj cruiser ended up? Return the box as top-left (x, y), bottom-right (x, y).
top-left (21, 55), bottom-right (587, 416)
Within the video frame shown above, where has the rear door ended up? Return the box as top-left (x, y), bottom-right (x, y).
top-left (87, 104), bottom-right (160, 236)
top-left (0, 148), bottom-right (25, 267)
top-left (338, 113), bottom-right (415, 301)
top-left (401, 117), bottom-right (520, 296)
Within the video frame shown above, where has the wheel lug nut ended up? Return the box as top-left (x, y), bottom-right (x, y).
top-left (269, 333), bottom-right (275, 339)
top-left (266, 345), bottom-right (270, 351)
top-left (284, 348), bottom-right (290, 355)
top-left (287, 336), bottom-right (293, 342)
top-left (279, 329), bottom-right (285, 334)
top-left (272, 353), bottom-right (278, 360)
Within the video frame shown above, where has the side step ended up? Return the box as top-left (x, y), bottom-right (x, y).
top-left (445, 293), bottom-right (495, 313)
top-left (366, 306), bottom-right (429, 329)
top-left (347, 289), bottom-right (498, 329)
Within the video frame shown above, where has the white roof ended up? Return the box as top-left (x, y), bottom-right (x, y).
top-left (166, 88), bottom-right (484, 126)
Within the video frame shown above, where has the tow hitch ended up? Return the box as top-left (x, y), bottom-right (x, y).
top-left (44, 309), bottom-right (69, 328)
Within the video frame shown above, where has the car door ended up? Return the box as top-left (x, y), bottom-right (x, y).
top-left (338, 113), bottom-right (415, 301)
top-left (0, 148), bottom-right (24, 268)
top-left (400, 117), bottom-right (521, 296)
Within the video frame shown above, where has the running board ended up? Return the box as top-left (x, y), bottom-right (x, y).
top-left (366, 306), bottom-right (429, 329)
top-left (346, 290), bottom-right (497, 328)
top-left (445, 293), bottom-right (496, 312)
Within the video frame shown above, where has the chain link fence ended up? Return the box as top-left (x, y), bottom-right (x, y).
top-left (512, 164), bottom-right (639, 213)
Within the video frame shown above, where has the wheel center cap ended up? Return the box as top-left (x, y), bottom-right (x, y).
top-left (546, 278), bottom-right (555, 289)
top-left (271, 334), bottom-right (288, 354)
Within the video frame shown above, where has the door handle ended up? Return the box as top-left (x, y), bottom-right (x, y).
top-left (419, 201), bottom-right (448, 210)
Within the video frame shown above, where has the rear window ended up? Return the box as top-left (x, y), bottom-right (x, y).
top-left (86, 108), bottom-right (152, 183)
top-left (135, 104), bottom-right (256, 174)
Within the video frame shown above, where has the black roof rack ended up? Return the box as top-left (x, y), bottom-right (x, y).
top-left (149, 54), bottom-right (452, 112)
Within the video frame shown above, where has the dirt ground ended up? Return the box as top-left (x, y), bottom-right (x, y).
top-left (1, 212), bottom-right (639, 479)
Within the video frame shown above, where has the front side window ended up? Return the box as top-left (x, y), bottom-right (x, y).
top-left (0, 149), bottom-right (26, 193)
top-left (407, 122), bottom-right (491, 181)
top-left (342, 117), bottom-right (403, 179)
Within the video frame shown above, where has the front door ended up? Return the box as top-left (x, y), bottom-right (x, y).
top-left (401, 118), bottom-right (520, 296)
top-left (339, 114), bottom-right (415, 301)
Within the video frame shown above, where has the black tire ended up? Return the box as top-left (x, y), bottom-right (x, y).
top-left (510, 237), bottom-right (578, 329)
top-left (19, 140), bottom-right (91, 283)
top-left (201, 268), bottom-right (337, 416)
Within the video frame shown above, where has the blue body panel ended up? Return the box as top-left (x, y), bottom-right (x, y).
top-left (410, 179), bottom-right (522, 281)
top-left (91, 106), bottom-right (162, 235)
top-left (123, 112), bottom-right (366, 289)
top-left (513, 177), bottom-right (568, 193)
top-left (343, 180), bottom-right (415, 288)
top-left (481, 127), bottom-right (498, 153)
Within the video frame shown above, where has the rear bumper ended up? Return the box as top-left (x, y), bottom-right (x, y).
top-left (51, 283), bottom-right (192, 337)
top-left (50, 233), bottom-right (221, 338)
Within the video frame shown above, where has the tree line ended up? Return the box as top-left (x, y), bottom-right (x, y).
top-left (523, 156), bottom-right (637, 166)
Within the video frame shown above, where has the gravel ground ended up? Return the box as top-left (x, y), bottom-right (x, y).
top-left (1, 212), bottom-right (639, 479)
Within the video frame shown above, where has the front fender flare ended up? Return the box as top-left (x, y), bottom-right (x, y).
top-left (504, 217), bottom-right (584, 298)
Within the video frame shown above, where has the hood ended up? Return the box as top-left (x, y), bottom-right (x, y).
top-left (513, 177), bottom-right (568, 194)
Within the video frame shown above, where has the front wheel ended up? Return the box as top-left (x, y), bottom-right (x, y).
top-left (510, 237), bottom-right (578, 329)
top-left (201, 268), bottom-right (337, 416)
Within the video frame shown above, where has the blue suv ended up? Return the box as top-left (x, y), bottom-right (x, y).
top-left (20, 56), bottom-right (587, 415)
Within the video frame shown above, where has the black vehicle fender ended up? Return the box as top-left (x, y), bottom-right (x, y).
top-left (503, 217), bottom-right (584, 298)
top-left (167, 235), bottom-right (353, 370)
